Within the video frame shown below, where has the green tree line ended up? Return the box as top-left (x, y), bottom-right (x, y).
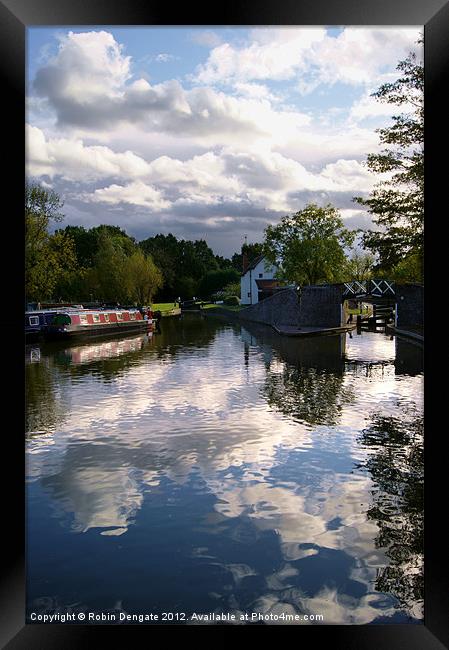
top-left (25, 185), bottom-right (243, 304)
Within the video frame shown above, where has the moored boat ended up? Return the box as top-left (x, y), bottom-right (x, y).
top-left (25, 309), bottom-right (76, 341)
top-left (44, 308), bottom-right (153, 339)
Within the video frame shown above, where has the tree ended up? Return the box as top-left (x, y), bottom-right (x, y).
top-left (263, 203), bottom-right (355, 286)
top-left (231, 242), bottom-right (264, 272)
top-left (25, 182), bottom-right (77, 301)
top-left (198, 268), bottom-right (240, 299)
top-left (354, 38), bottom-right (423, 277)
top-left (139, 233), bottom-right (183, 298)
top-left (139, 233), bottom-right (225, 299)
top-left (223, 281), bottom-right (241, 299)
top-left (123, 250), bottom-right (163, 304)
top-left (347, 249), bottom-right (376, 282)
top-left (89, 232), bottom-right (129, 303)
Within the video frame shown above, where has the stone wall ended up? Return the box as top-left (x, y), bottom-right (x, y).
top-left (218, 284), bottom-right (347, 329)
top-left (395, 284), bottom-right (424, 328)
top-left (237, 288), bottom-right (301, 327)
top-left (298, 284), bottom-right (345, 328)
top-left (208, 282), bottom-right (423, 331)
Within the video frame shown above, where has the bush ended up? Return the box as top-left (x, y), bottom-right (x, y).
top-left (224, 295), bottom-right (240, 306)
top-left (223, 281), bottom-right (241, 299)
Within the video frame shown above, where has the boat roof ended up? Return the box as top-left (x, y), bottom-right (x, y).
top-left (26, 307), bottom-right (140, 314)
top-left (25, 308), bottom-right (79, 314)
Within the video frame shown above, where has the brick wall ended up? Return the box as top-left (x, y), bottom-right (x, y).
top-left (238, 288), bottom-right (301, 326)
top-left (298, 285), bottom-right (345, 328)
top-left (395, 284), bottom-right (424, 328)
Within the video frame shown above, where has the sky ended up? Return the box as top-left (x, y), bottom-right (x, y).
top-left (26, 26), bottom-right (423, 257)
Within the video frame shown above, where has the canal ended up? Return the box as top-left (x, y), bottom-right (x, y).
top-left (26, 314), bottom-right (423, 624)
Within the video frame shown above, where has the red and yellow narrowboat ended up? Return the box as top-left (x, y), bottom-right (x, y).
top-left (45, 308), bottom-right (153, 339)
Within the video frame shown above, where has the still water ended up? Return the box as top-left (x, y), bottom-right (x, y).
top-left (26, 315), bottom-right (423, 624)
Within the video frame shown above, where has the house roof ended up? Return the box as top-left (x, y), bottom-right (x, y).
top-left (241, 254), bottom-right (265, 276)
top-left (255, 279), bottom-right (281, 290)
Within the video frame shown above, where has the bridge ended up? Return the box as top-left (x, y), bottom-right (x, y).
top-left (342, 279), bottom-right (395, 300)
top-left (230, 281), bottom-right (423, 334)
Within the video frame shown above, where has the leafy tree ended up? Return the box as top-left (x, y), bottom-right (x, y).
top-left (198, 268), bottom-right (240, 298)
top-left (124, 250), bottom-right (163, 304)
top-left (139, 233), bottom-right (179, 297)
top-left (53, 267), bottom-right (89, 302)
top-left (354, 39), bottom-right (423, 277)
top-left (264, 203), bottom-right (355, 286)
top-left (347, 249), bottom-right (376, 282)
top-left (176, 276), bottom-right (198, 300)
top-left (57, 225), bottom-right (98, 268)
top-left (139, 233), bottom-right (225, 299)
top-left (89, 232), bottom-right (129, 303)
top-left (25, 182), bottom-right (77, 301)
top-left (231, 242), bottom-right (264, 271)
top-left (214, 254), bottom-right (233, 270)
top-left (389, 250), bottom-right (423, 283)
top-left (223, 281), bottom-right (241, 299)
top-left (93, 225), bottom-right (137, 257)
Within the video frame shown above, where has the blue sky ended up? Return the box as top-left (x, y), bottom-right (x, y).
top-left (26, 26), bottom-right (422, 256)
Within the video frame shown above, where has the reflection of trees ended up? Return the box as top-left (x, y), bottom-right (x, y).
top-left (151, 313), bottom-right (223, 360)
top-left (262, 366), bottom-right (354, 426)
top-left (239, 321), bottom-right (354, 426)
top-left (26, 359), bottom-right (69, 433)
top-left (358, 406), bottom-right (423, 615)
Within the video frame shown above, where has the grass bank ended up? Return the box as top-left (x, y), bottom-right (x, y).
top-left (201, 304), bottom-right (245, 312)
top-left (152, 303), bottom-right (180, 313)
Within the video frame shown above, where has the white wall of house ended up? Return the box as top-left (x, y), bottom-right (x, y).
top-left (240, 257), bottom-right (278, 305)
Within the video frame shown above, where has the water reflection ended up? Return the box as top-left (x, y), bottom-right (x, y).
top-left (394, 337), bottom-right (423, 376)
top-left (357, 405), bottom-right (423, 618)
top-left (26, 317), bottom-right (423, 624)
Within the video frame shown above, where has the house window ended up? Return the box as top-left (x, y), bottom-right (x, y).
top-left (259, 273), bottom-right (263, 278)
top-left (29, 316), bottom-right (39, 326)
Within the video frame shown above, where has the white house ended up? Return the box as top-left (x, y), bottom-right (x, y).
top-left (240, 255), bottom-right (280, 305)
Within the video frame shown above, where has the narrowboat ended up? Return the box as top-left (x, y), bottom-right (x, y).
top-left (44, 308), bottom-right (153, 339)
top-left (25, 309), bottom-right (74, 341)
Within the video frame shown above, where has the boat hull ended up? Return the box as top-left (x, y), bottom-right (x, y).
top-left (46, 320), bottom-right (153, 340)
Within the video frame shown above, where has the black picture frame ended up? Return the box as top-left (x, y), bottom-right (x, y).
top-left (1, 1), bottom-right (447, 647)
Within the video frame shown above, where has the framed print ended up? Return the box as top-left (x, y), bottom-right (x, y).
top-left (1, 0), bottom-right (448, 647)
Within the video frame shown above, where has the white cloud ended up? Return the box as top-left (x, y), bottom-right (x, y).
top-left (26, 27), bottom-right (422, 254)
top-left (32, 32), bottom-right (313, 146)
top-left (35, 30), bottom-right (132, 103)
top-left (193, 27), bottom-right (422, 92)
top-left (193, 28), bottom-right (327, 85)
top-left (348, 88), bottom-right (419, 124)
top-left (87, 181), bottom-right (171, 211)
top-left (27, 121), bottom-right (383, 220)
top-left (189, 30), bottom-right (223, 48)
top-left (26, 124), bottom-right (151, 181)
